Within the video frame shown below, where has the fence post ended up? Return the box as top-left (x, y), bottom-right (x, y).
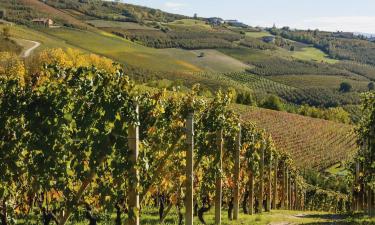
top-left (233, 124), bottom-right (241, 220)
top-left (266, 155), bottom-right (272, 212)
top-left (215, 130), bottom-right (224, 224)
top-left (128, 104), bottom-right (140, 225)
top-left (281, 161), bottom-right (286, 209)
top-left (249, 171), bottom-right (254, 215)
top-left (285, 167), bottom-right (290, 210)
top-left (272, 155), bottom-right (278, 210)
top-left (185, 113), bottom-right (194, 225)
top-left (258, 142), bottom-right (265, 213)
top-left (354, 160), bottom-right (360, 211)
top-left (288, 175), bottom-right (292, 210)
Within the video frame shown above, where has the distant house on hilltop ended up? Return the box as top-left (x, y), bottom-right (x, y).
top-left (206, 17), bottom-right (224, 26)
top-left (225, 19), bottom-right (248, 28)
top-left (263, 36), bottom-right (275, 43)
top-left (333, 31), bottom-right (354, 39)
top-left (32, 18), bottom-right (54, 27)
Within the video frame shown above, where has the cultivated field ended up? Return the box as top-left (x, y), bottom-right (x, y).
top-left (87, 19), bottom-right (156, 30)
top-left (246, 31), bottom-right (271, 38)
top-left (39, 27), bottom-right (248, 72)
top-left (291, 47), bottom-right (338, 63)
top-left (269, 74), bottom-right (371, 91)
top-left (236, 105), bottom-right (358, 170)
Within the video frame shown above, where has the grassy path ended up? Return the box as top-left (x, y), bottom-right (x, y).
top-left (14, 39), bottom-right (41, 57)
top-left (15, 210), bottom-right (374, 224)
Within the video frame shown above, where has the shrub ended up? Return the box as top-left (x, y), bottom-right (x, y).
top-left (261, 95), bottom-right (284, 111)
top-left (339, 82), bottom-right (352, 93)
top-left (368, 82), bottom-right (374, 91)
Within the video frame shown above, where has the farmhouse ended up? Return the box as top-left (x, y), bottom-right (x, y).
top-left (225, 19), bottom-right (248, 28)
top-left (207, 17), bottom-right (224, 26)
top-left (32, 18), bottom-right (54, 27)
top-left (263, 36), bottom-right (275, 43)
top-left (333, 31), bottom-right (354, 39)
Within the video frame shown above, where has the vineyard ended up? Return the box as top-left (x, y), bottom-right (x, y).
top-left (0, 65), bottom-right (350, 224)
top-left (236, 105), bottom-right (358, 170)
top-left (220, 72), bottom-right (361, 107)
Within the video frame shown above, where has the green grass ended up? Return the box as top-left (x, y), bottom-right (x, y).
top-left (325, 163), bottom-right (349, 176)
top-left (0, 37), bottom-right (22, 53)
top-left (0, 25), bottom-right (75, 52)
top-left (269, 74), bottom-right (370, 91)
top-left (167, 19), bottom-right (213, 31)
top-left (218, 47), bottom-right (271, 64)
top-left (246, 31), bottom-right (271, 38)
top-left (14, 209), bottom-right (375, 225)
top-left (292, 47), bottom-right (338, 64)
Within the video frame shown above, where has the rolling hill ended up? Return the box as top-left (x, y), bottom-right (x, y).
top-left (0, 0), bottom-right (369, 171)
top-left (236, 105), bottom-right (357, 170)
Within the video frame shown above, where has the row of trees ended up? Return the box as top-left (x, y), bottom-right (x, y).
top-left (107, 28), bottom-right (240, 50)
top-left (0, 62), bottom-right (349, 224)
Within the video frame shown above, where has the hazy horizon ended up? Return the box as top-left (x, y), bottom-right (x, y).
top-left (120, 0), bottom-right (375, 34)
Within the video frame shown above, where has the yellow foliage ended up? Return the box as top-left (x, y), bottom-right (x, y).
top-left (0, 52), bottom-right (26, 86)
top-left (25, 48), bottom-right (121, 86)
top-left (34, 48), bottom-right (120, 73)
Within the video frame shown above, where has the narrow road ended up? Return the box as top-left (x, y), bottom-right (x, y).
top-left (20, 40), bottom-right (41, 58)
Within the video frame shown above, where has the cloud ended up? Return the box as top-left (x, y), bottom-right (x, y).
top-left (294, 16), bottom-right (375, 33)
top-left (164, 2), bottom-right (187, 11)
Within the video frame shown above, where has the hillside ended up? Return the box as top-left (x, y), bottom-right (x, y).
top-left (1, 0), bottom-right (373, 94)
top-left (0, 0), bottom-right (368, 171)
top-left (236, 105), bottom-right (357, 170)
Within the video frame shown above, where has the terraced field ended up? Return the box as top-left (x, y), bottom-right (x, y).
top-left (236, 105), bottom-right (358, 170)
top-left (269, 74), bottom-right (371, 91)
top-left (223, 72), bottom-right (296, 96)
top-left (1, 24), bottom-right (248, 72)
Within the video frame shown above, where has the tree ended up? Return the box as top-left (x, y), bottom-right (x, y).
top-left (339, 82), bottom-right (352, 93)
top-left (2, 27), bottom-right (10, 40)
top-left (236, 92), bottom-right (255, 106)
top-left (0, 9), bottom-right (5, 19)
top-left (261, 95), bottom-right (284, 111)
top-left (368, 82), bottom-right (375, 91)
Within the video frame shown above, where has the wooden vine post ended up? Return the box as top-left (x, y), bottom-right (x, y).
top-left (354, 160), bottom-right (360, 211)
top-left (266, 154), bottom-right (272, 212)
top-left (281, 161), bottom-right (286, 209)
top-left (215, 129), bottom-right (224, 224)
top-left (233, 124), bottom-right (241, 220)
top-left (294, 182), bottom-right (298, 210)
top-left (128, 104), bottom-right (140, 225)
top-left (272, 155), bottom-right (278, 210)
top-left (249, 170), bottom-right (255, 215)
top-left (285, 168), bottom-right (290, 210)
top-left (258, 142), bottom-right (265, 213)
top-left (288, 175), bottom-right (292, 210)
top-left (185, 113), bottom-right (194, 225)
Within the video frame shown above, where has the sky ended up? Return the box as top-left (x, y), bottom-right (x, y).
top-left (122, 0), bottom-right (375, 34)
